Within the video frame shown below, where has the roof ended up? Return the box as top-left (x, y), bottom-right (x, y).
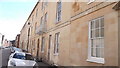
top-left (21, 1), bottom-right (39, 32)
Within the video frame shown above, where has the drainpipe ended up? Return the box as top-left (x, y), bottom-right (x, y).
top-left (118, 10), bottom-right (120, 67)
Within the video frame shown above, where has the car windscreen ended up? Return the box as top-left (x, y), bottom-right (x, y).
top-left (13, 53), bottom-right (25, 60)
top-left (25, 54), bottom-right (34, 60)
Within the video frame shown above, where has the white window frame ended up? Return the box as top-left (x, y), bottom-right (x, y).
top-left (54, 32), bottom-right (60, 56)
top-left (87, 17), bottom-right (105, 64)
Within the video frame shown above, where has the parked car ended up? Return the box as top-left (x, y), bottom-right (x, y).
top-left (10, 47), bottom-right (22, 53)
top-left (8, 51), bottom-right (37, 66)
top-left (22, 49), bottom-right (28, 53)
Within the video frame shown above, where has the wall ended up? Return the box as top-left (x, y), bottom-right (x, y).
top-left (19, 1), bottom-right (119, 66)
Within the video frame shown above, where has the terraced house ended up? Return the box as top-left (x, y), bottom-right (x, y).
top-left (19, 0), bottom-right (119, 66)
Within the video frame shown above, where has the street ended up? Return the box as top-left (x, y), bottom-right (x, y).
top-left (0, 48), bottom-right (50, 68)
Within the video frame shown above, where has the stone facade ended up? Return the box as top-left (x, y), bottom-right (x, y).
top-left (15, 34), bottom-right (20, 48)
top-left (19, 1), bottom-right (119, 66)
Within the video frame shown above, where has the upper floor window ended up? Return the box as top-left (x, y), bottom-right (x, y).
top-left (41, 16), bottom-right (44, 25)
top-left (32, 15), bottom-right (34, 22)
top-left (54, 32), bottom-right (60, 55)
top-left (31, 27), bottom-right (33, 35)
top-left (44, 0), bottom-right (48, 6)
top-left (41, 0), bottom-right (48, 10)
top-left (87, 17), bottom-right (104, 64)
top-left (41, 2), bottom-right (44, 10)
top-left (36, 9), bottom-right (38, 17)
top-left (35, 22), bottom-right (37, 31)
top-left (56, 1), bottom-right (62, 23)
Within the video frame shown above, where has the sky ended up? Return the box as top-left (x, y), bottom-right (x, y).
top-left (0, 0), bottom-right (37, 40)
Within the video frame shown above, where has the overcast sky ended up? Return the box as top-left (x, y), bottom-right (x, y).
top-left (0, 0), bottom-right (37, 40)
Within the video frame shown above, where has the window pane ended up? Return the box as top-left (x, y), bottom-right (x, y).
top-left (101, 48), bottom-right (104, 58)
top-left (91, 21), bottom-right (94, 29)
top-left (92, 48), bottom-right (96, 57)
top-left (91, 48), bottom-right (94, 57)
top-left (95, 19), bottom-right (99, 28)
top-left (95, 29), bottom-right (99, 37)
top-left (57, 1), bottom-right (61, 22)
top-left (96, 39), bottom-right (99, 46)
top-left (91, 30), bottom-right (95, 38)
top-left (41, 17), bottom-right (43, 24)
top-left (93, 39), bottom-right (96, 48)
top-left (58, 11), bottom-right (61, 21)
top-left (54, 43), bottom-right (56, 53)
top-left (100, 18), bottom-right (104, 28)
top-left (41, 37), bottom-right (45, 52)
top-left (101, 39), bottom-right (104, 47)
top-left (96, 48), bottom-right (100, 57)
top-left (101, 28), bottom-right (104, 37)
top-left (54, 33), bottom-right (60, 54)
top-left (91, 30), bottom-right (92, 38)
top-left (57, 33), bottom-right (59, 53)
top-left (91, 39), bottom-right (94, 47)
top-left (54, 35), bottom-right (57, 53)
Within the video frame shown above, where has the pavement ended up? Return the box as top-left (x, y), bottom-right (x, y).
top-left (37, 62), bottom-right (50, 66)
top-left (0, 48), bottom-right (11, 67)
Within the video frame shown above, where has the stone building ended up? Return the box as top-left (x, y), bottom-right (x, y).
top-left (19, 0), bottom-right (119, 66)
top-left (15, 34), bottom-right (20, 48)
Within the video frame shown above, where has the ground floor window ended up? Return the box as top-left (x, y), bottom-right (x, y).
top-left (54, 32), bottom-right (60, 55)
top-left (87, 17), bottom-right (104, 64)
top-left (41, 37), bottom-right (45, 53)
